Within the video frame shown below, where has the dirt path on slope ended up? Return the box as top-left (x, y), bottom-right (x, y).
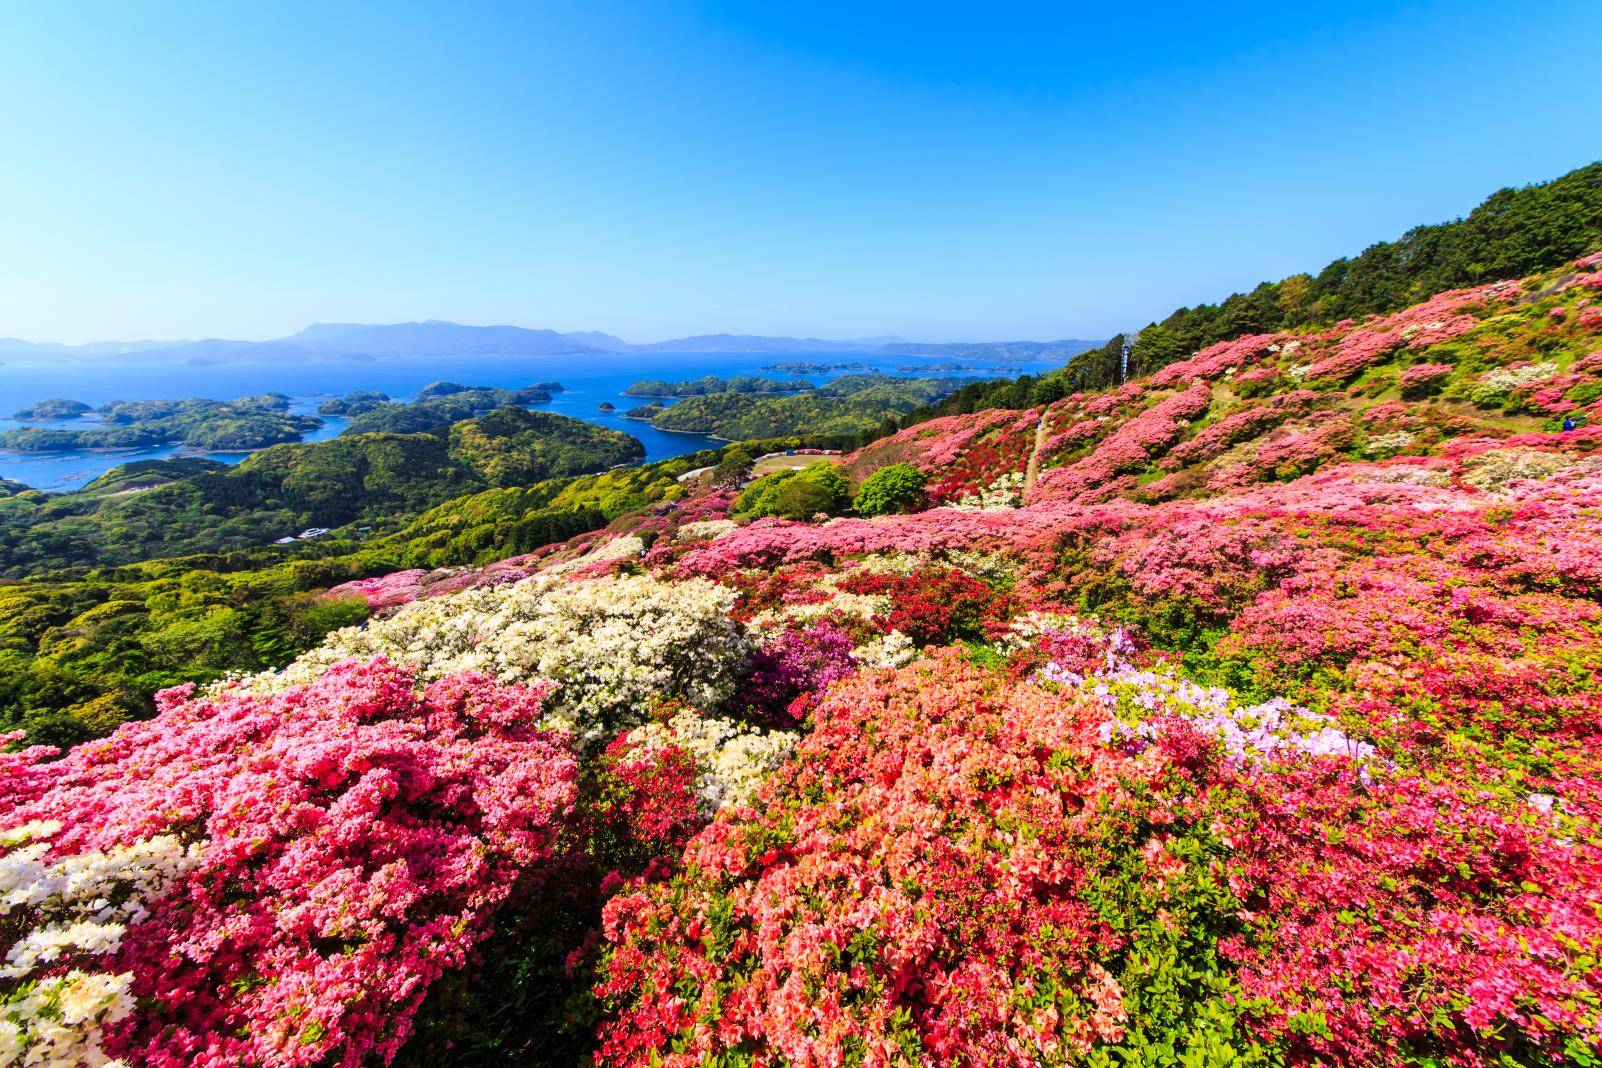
top-left (1023, 410), bottom-right (1050, 494)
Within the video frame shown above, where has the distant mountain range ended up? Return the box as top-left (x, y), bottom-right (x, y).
top-left (0, 321), bottom-right (1103, 364)
top-left (876, 339), bottom-right (1104, 361)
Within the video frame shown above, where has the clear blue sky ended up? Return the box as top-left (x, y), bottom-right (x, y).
top-left (2, 0), bottom-right (1598, 345)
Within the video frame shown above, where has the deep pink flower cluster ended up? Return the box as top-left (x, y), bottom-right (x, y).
top-left (1300, 327), bottom-right (1404, 382)
top-left (1248, 411), bottom-right (1358, 479)
top-left (1, 659), bottom-right (579, 1068)
top-left (742, 621), bottom-right (860, 726)
top-left (591, 656), bottom-right (1144, 1066)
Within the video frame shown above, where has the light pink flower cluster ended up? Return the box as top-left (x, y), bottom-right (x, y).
top-left (1148, 333), bottom-right (1278, 387)
top-left (1029, 384), bottom-right (1213, 502)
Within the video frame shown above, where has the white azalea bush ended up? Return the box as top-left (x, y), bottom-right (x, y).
top-left (627, 712), bottom-right (798, 815)
top-left (237, 573), bottom-right (752, 748)
top-left (951, 471), bottom-right (1025, 510)
top-left (1460, 446), bottom-right (1575, 492)
top-left (674, 519), bottom-right (737, 542)
top-left (0, 823), bottom-right (201, 1068)
top-left (1362, 429), bottom-right (1416, 456)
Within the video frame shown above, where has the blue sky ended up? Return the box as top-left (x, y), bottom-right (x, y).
top-left (2, 0), bottom-right (1598, 344)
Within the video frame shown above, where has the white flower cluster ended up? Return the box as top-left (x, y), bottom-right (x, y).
top-left (950, 472), bottom-right (1025, 511)
top-left (628, 712), bottom-right (798, 815)
top-left (1285, 364), bottom-right (1311, 383)
top-left (939, 549), bottom-right (1015, 584)
top-left (0, 824), bottom-right (200, 1068)
top-left (1362, 430), bottom-right (1416, 456)
top-left (1478, 361), bottom-right (1558, 392)
top-left (852, 629), bottom-right (918, 669)
top-left (674, 519), bottom-right (737, 542)
top-left (242, 573), bottom-right (753, 749)
top-left (0, 971), bottom-right (133, 1068)
top-left (1461, 447), bottom-right (1574, 493)
top-left (578, 533), bottom-right (645, 562)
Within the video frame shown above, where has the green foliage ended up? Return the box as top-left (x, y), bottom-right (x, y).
top-left (1566, 380), bottom-right (1602, 407)
top-left (712, 446), bottom-right (755, 483)
top-left (734, 461), bottom-right (851, 519)
top-left (853, 462), bottom-right (928, 516)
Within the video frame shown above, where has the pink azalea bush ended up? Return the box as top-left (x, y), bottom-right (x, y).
top-left (0, 658), bottom-right (579, 1067)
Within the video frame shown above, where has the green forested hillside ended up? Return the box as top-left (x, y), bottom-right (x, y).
top-left (648, 374), bottom-right (973, 438)
top-left (0, 408), bottom-right (642, 575)
top-left (892, 162), bottom-right (1602, 428)
top-left (1073, 161), bottom-right (1602, 391)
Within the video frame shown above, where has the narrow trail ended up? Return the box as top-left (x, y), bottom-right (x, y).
top-left (1022, 410), bottom-right (1050, 494)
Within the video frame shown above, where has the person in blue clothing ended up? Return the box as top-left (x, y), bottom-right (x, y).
top-left (1564, 416), bottom-right (1578, 431)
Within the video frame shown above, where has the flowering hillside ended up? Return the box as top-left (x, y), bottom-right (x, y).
top-left (5, 251), bottom-right (1602, 1065)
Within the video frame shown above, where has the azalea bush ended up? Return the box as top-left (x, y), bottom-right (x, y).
top-left (0, 820), bottom-right (200, 1068)
top-left (594, 639), bottom-right (1602, 1067)
top-left (243, 572), bottom-right (752, 747)
top-left (0, 659), bottom-right (581, 1067)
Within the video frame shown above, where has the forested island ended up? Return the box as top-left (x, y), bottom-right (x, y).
top-left (11, 398), bottom-right (93, 420)
top-left (622, 375), bottom-right (814, 397)
top-left (0, 393), bottom-right (320, 451)
top-left (758, 360), bottom-right (868, 373)
top-left (338, 384), bottom-right (558, 434)
top-left (641, 373), bottom-right (975, 438)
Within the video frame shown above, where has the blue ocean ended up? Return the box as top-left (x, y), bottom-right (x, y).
top-left (0, 350), bottom-right (1020, 491)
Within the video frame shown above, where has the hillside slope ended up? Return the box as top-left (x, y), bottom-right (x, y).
top-left (7, 252), bottom-right (1602, 1067)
